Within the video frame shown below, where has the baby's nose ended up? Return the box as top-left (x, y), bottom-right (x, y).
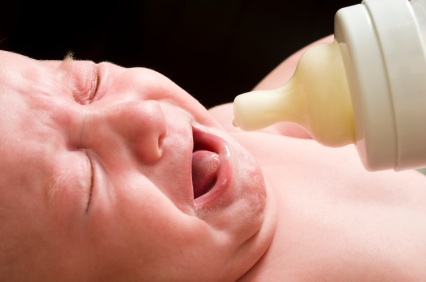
top-left (86, 100), bottom-right (167, 164)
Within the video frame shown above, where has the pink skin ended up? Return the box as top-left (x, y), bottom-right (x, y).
top-left (5, 35), bottom-right (426, 281)
top-left (0, 51), bottom-right (276, 281)
top-left (211, 35), bottom-right (426, 281)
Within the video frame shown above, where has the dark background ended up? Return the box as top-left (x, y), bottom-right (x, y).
top-left (0, 0), bottom-right (359, 108)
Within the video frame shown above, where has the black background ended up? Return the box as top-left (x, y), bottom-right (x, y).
top-left (0, 0), bottom-right (359, 108)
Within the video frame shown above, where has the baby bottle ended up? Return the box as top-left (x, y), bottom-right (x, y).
top-left (233, 0), bottom-right (426, 171)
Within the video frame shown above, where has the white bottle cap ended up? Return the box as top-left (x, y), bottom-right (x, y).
top-left (335, 0), bottom-right (426, 171)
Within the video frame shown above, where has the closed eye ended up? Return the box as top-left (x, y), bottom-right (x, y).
top-left (77, 64), bottom-right (100, 105)
top-left (60, 58), bottom-right (101, 105)
top-left (86, 65), bottom-right (100, 104)
top-left (85, 151), bottom-right (95, 213)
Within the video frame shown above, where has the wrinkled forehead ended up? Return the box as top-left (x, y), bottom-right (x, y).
top-left (0, 52), bottom-right (61, 110)
top-left (0, 51), bottom-right (63, 190)
top-left (0, 52), bottom-right (55, 129)
top-left (0, 50), bottom-right (62, 72)
top-left (0, 50), bottom-right (68, 64)
top-left (0, 50), bottom-right (63, 86)
top-left (0, 50), bottom-right (35, 64)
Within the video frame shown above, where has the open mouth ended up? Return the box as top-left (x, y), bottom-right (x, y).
top-left (192, 127), bottom-right (221, 199)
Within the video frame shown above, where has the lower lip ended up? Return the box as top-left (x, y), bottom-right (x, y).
top-left (192, 125), bottom-right (233, 209)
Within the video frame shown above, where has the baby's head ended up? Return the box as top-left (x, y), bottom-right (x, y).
top-left (0, 50), bottom-right (276, 281)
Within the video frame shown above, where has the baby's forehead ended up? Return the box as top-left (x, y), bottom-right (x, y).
top-left (0, 51), bottom-right (60, 85)
top-left (0, 50), bottom-right (39, 66)
top-left (0, 50), bottom-right (27, 59)
top-left (0, 50), bottom-right (80, 72)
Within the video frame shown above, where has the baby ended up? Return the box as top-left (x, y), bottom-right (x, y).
top-left (1, 36), bottom-right (426, 282)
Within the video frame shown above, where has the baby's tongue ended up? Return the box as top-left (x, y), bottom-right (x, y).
top-left (192, 150), bottom-right (220, 199)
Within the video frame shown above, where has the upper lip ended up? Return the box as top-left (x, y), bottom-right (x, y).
top-left (192, 124), bottom-right (220, 155)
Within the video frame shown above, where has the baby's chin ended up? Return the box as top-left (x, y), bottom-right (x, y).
top-left (228, 130), bottom-right (278, 272)
top-left (233, 165), bottom-right (278, 279)
top-left (201, 127), bottom-right (278, 279)
top-left (223, 172), bottom-right (278, 281)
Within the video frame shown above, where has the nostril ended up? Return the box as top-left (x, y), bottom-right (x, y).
top-left (158, 131), bottom-right (167, 151)
top-left (133, 127), bottom-right (167, 164)
top-left (151, 131), bottom-right (167, 161)
top-left (106, 100), bottom-right (168, 164)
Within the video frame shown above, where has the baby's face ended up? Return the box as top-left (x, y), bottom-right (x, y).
top-left (0, 51), bottom-right (276, 281)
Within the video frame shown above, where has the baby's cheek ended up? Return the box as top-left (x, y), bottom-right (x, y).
top-left (240, 155), bottom-right (267, 215)
top-left (227, 148), bottom-right (268, 238)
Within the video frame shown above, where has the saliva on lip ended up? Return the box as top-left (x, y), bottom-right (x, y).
top-left (232, 41), bottom-right (355, 148)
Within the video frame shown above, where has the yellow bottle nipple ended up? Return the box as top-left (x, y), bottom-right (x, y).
top-left (233, 41), bottom-right (356, 147)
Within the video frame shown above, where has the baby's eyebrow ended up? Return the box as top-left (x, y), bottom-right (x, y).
top-left (64, 51), bottom-right (75, 61)
top-left (58, 52), bottom-right (76, 73)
